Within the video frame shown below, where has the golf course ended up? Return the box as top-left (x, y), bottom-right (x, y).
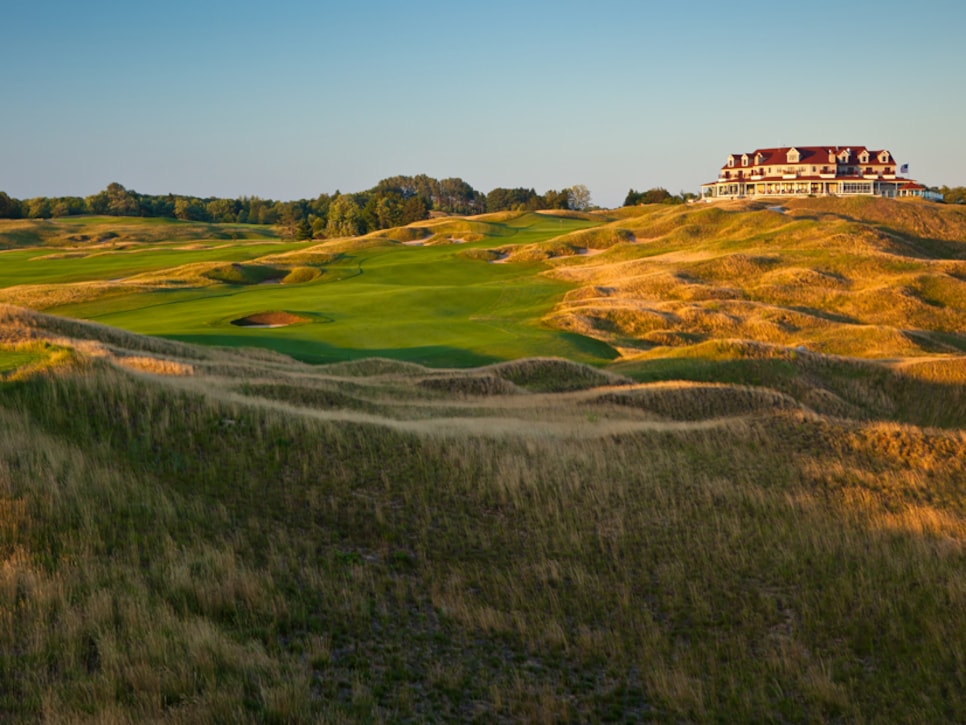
top-left (1, 196), bottom-right (966, 721)
top-left (0, 212), bottom-right (618, 367)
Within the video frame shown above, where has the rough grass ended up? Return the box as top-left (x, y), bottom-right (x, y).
top-left (486, 356), bottom-right (633, 392)
top-left (0, 216), bottom-right (277, 249)
top-left (546, 197), bottom-right (966, 359)
top-left (2, 200), bottom-right (966, 720)
top-left (280, 266), bottom-right (321, 284)
top-left (0, 306), bottom-right (964, 722)
top-left (202, 263), bottom-right (288, 285)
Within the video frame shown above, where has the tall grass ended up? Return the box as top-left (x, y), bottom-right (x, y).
top-left (0, 310), bottom-right (964, 720)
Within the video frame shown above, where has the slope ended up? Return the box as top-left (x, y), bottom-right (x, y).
top-left (0, 305), bottom-right (964, 721)
top-left (542, 197), bottom-right (966, 360)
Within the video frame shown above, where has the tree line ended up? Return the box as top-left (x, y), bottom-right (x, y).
top-left (623, 187), bottom-right (697, 206)
top-left (0, 177), bottom-right (597, 240)
top-left (937, 186), bottom-right (966, 205)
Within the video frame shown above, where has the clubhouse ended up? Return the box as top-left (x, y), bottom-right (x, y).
top-left (700, 146), bottom-right (939, 201)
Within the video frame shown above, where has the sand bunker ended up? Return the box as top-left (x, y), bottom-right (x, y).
top-left (230, 311), bottom-right (308, 328)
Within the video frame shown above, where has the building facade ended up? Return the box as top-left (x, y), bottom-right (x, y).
top-left (701, 146), bottom-right (935, 200)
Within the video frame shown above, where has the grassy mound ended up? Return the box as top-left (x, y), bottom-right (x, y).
top-left (592, 381), bottom-right (800, 421)
top-left (203, 263), bottom-right (287, 285)
top-left (317, 357), bottom-right (434, 377)
top-left (416, 372), bottom-right (522, 397)
top-left (280, 266), bottom-right (321, 284)
top-left (378, 227), bottom-right (431, 244)
top-left (545, 197), bottom-right (966, 359)
top-left (485, 356), bottom-right (632, 392)
top-left (0, 215), bottom-right (277, 249)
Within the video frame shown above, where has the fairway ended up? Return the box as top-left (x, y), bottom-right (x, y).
top-left (6, 198), bottom-right (966, 368)
top-left (0, 213), bottom-right (617, 367)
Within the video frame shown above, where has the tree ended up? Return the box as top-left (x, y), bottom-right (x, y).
top-left (173, 197), bottom-right (208, 221)
top-left (566, 184), bottom-right (592, 211)
top-left (400, 195), bottom-right (428, 224)
top-left (295, 219), bottom-right (312, 240)
top-left (50, 197), bottom-right (87, 217)
top-left (542, 189), bottom-right (570, 210)
top-left (308, 214), bottom-right (325, 237)
top-left (206, 198), bottom-right (237, 223)
top-left (85, 190), bottom-right (109, 215)
top-left (24, 197), bottom-right (51, 219)
top-left (624, 187), bottom-right (677, 206)
top-left (486, 187), bottom-right (539, 212)
top-left (373, 193), bottom-right (403, 229)
top-left (939, 186), bottom-right (966, 204)
top-left (439, 177), bottom-right (484, 214)
top-left (0, 192), bottom-right (22, 219)
top-left (326, 194), bottom-right (363, 237)
top-left (105, 182), bottom-right (139, 216)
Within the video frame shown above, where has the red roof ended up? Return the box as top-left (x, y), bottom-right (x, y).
top-left (721, 145), bottom-right (894, 171)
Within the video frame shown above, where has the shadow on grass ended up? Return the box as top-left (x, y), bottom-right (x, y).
top-left (166, 330), bottom-right (619, 369)
top-left (615, 351), bottom-right (966, 429)
top-left (167, 334), bottom-right (506, 368)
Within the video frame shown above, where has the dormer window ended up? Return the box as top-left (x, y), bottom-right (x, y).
top-left (741, 154), bottom-right (749, 166)
top-left (879, 151), bottom-right (891, 163)
top-left (755, 152), bottom-right (765, 165)
top-left (858, 150), bottom-right (869, 164)
top-left (786, 147), bottom-right (801, 163)
top-left (838, 149), bottom-right (851, 162)
top-left (727, 155), bottom-right (735, 168)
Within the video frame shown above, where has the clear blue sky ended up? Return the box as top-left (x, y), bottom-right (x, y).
top-left (2, 0), bottom-right (964, 208)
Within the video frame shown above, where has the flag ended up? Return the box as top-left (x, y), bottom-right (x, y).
top-left (900, 163), bottom-right (909, 174)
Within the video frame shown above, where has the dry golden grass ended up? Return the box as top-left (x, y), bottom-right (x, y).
top-left (112, 354), bottom-right (195, 376)
top-left (0, 306), bottom-right (963, 720)
top-left (0, 216), bottom-right (277, 250)
top-left (0, 281), bottom-right (136, 309)
top-left (540, 197), bottom-right (966, 360)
